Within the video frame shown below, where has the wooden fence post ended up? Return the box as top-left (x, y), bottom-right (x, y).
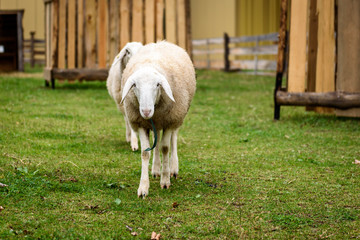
top-left (206, 39), bottom-right (210, 69)
top-left (274, 0), bottom-right (288, 120)
top-left (30, 31), bottom-right (35, 68)
top-left (224, 32), bottom-right (230, 72)
top-left (254, 36), bottom-right (259, 75)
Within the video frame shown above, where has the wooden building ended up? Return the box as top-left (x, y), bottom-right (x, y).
top-left (0, 10), bottom-right (24, 71)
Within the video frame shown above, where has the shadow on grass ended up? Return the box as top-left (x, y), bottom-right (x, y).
top-left (282, 112), bottom-right (360, 126)
top-left (48, 80), bottom-right (106, 90)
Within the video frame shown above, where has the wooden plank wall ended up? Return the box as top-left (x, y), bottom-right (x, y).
top-left (45, 0), bottom-right (191, 73)
top-left (336, 0), bottom-right (360, 117)
top-left (285, 0), bottom-right (360, 117)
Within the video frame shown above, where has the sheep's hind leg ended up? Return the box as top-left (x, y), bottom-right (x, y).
top-left (137, 128), bottom-right (150, 198)
top-left (125, 116), bottom-right (131, 143)
top-left (151, 129), bottom-right (161, 178)
top-left (160, 129), bottom-right (172, 189)
top-left (170, 128), bottom-right (179, 178)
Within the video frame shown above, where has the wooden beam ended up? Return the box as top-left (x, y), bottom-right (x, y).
top-left (145, 0), bottom-right (155, 43)
top-left (307, 0), bottom-right (318, 93)
top-left (177, 0), bottom-right (186, 49)
top-left (49, 0), bottom-right (59, 68)
top-left (98, 0), bottom-right (108, 68)
top-left (85, 0), bottom-right (97, 68)
top-left (77, 0), bottom-right (84, 68)
top-left (315, 0), bottom-right (335, 113)
top-left (109, 0), bottom-right (118, 62)
top-left (165, 0), bottom-right (176, 43)
top-left (132, 0), bottom-right (144, 43)
top-left (336, 0), bottom-right (360, 117)
top-left (52, 68), bottom-right (108, 81)
top-left (274, 0), bottom-right (288, 120)
top-left (224, 33), bottom-right (230, 72)
top-left (287, 0), bottom-right (308, 92)
top-left (185, 0), bottom-right (192, 56)
top-left (276, 91), bottom-right (360, 109)
top-left (67, 0), bottom-right (76, 69)
top-left (58, 0), bottom-right (66, 69)
top-left (155, 0), bottom-right (164, 41)
top-left (120, 0), bottom-right (131, 48)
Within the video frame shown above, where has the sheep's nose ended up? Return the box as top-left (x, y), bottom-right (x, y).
top-left (142, 109), bottom-right (151, 118)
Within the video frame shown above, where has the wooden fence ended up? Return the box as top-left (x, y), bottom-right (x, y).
top-left (43, 0), bottom-right (191, 88)
top-left (274, 0), bottom-right (360, 119)
top-left (192, 32), bottom-right (278, 74)
top-left (23, 32), bottom-right (45, 67)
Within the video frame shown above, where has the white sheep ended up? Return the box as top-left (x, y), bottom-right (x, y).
top-left (106, 42), bottom-right (143, 151)
top-left (121, 41), bottom-right (196, 197)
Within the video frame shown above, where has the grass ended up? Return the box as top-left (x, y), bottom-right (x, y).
top-left (0, 69), bottom-right (359, 239)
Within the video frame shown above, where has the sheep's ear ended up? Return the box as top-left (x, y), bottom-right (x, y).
top-left (121, 77), bottom-right (135, 104)
top-left (112, 47), bottom-right (128, 69)
top-left (159, 75), bottom-right (175, 102)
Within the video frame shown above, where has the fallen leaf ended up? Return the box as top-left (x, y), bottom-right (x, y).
top-left (126, 225), bottom-right (133, 231)
top-left (85, 205), bottom-right (99, 210)
top-left (131, 232), bottom-right (138, 236)
top-left (172, 202), bottom-right (179, 208)
top-left (151, 232), bottom-right (161, 240)
top-left (354, 159), bottom-right (360, 165)
top-left (0, 206), bottom-right (4, 212)
top-left (114, 198), bottom-right (122, 205)
top-left (0, 183), bottom-right (8, 187)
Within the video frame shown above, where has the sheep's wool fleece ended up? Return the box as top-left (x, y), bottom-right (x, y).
top-left (121, 41), bottom-right (196, 131)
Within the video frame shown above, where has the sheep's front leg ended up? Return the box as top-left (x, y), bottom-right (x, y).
top-left (170, 128), bottom-right (179, 178)
top-left (151, 129), bottom-right (161, 178)
top-left (138, 128), bottom-right (150, 198)
top-left (160, 129), bottom-right (172, 189)
top-left (125, 115), bottom-right (138, 151)
top-left (130, 128), bottom-right (138, 151)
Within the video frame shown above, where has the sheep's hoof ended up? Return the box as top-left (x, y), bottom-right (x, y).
top-left (131, 146), bottom-right (139, 152)
top-left (151, 169), bottom-right (161, 178)
top-left (161, 183), bottom-right (171, 189)
top-left (137, 182), bottom-right (149, 198)
top-left (138, 193), bottom-right (147, 199)
top-left (171, 173), bottom-right (178, 179)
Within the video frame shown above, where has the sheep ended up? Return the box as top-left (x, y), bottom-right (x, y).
top-left (106, 42), bottom-right (143, 151)
top-left (121, 41), bottom-right (196, 197)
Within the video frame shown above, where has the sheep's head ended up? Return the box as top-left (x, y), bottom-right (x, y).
top-left (121, 67), bottom-right (175, 119)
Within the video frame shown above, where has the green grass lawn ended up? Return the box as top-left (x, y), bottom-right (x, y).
top-left (0, 70), bottom-right (359, 239)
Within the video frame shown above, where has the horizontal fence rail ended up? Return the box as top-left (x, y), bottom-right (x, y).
top-left (192, 32), bottom-right (279, 74)
top-left (23, 32), bottom-right (45, 67)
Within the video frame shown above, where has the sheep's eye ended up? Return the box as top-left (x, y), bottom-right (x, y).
top-left (132, 83), bottom-right (136, 88)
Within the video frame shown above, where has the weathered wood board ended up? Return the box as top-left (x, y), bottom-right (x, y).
top-left (336, 0), bottom-right (360, 117)
top-left (287, 0), bottom-right (308, 93)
